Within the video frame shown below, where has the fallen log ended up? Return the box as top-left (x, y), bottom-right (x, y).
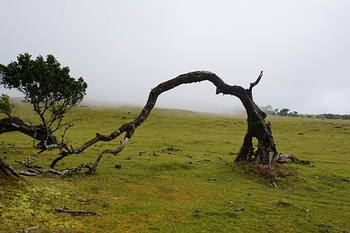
top-left (55, 207), bottom-right (101, 216)
top-left (20, 225), bottom-right (40, 233)
top-left (0, 157), bottom-right (21, 179)
top-left (275, 153), bottom-right (314, 164)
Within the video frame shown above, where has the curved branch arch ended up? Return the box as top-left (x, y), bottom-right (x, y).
top-left (48, 71), bottom-right (277, 172)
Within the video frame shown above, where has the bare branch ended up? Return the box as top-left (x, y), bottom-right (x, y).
top-left (249, 71), bottom-right (263, 91)
top-left (58, 122), bottom-right (73, 143)
top-left (15, 156), bottom-right (42, 169)
top-left (20, 225), bottom-right (40, 233)
top-left (247, 71), bottom-right (263, 99)
top-left (55, 207), bottom-right (100, 216)
top-left (90, 137), bottom-right (130, 172)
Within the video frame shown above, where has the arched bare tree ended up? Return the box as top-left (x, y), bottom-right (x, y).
top-left (4, 71), bottom-right (298, 178)
top-left (49, 71), bottom-right (278, 171)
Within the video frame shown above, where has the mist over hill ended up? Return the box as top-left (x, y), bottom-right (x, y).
top-left (6, 95), bottom-right (350, 117)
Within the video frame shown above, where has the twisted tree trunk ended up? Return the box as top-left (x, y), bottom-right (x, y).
top-left (0, 117), bottom-right (58, 147)
top-left (234, 72), bottom-right (278, 164)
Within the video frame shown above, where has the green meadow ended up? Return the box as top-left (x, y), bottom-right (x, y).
top-left (0, 104), bottom-right (349, 233)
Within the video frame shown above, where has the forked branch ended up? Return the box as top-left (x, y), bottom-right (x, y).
top-left (248, 71), bottom-right (263, 99)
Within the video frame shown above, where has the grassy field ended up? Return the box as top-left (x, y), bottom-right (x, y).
top-left (0, 104), bottom-right (349, 233)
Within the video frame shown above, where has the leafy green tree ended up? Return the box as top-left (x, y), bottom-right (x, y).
top-left (290, 111), bottom-right (299, 117)
top-left (279, 108), bottom-right (290, 116)
top-left (0, 53), bottom-right (87, 146)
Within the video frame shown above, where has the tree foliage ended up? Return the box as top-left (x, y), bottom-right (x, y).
top-left (279, 108), bottom-right (290, 116)
top-left (0, 94), bottom-right (14, 118)
top-left (0, 53), bottom-right (87, 132)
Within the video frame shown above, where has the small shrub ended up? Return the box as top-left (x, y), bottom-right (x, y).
top-left (0, 94), bottom-right (14, 117)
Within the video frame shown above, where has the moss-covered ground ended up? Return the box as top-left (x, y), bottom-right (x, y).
top-left (0, 105), bottom-right (349, 233)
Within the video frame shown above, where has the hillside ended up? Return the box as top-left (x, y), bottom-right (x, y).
top-left (0, 105), bottom-right (349, 233)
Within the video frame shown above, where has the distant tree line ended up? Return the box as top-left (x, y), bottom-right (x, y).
top-left (260, 105), bottom-right (299, 117)
top-left (313, 114), bottom-right (350, 120)
top-left (260, 105), bottom-right (350, 120)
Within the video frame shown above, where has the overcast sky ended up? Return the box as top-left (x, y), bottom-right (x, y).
top-left (1, 0), bottom-right (349, 114)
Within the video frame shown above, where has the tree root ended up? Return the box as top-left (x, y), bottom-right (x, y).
top-left (0, 158), bottom-right (21, 179)
top-left (275, 153), bottom-right (314, 164)
top-left (17, 164), bottom-right (94, 177)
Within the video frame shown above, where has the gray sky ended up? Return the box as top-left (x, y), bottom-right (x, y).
top-left (1, 0), bottom-right (349, 114)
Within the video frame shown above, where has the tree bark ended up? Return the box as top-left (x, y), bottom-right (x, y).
top-left (235, 72), bottom-right (278, 164)
top-left (0, 117), bottom-right (58, 147)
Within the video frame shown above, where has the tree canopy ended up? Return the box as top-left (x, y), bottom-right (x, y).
top-left (0, 53), bottom-right (87, 132)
